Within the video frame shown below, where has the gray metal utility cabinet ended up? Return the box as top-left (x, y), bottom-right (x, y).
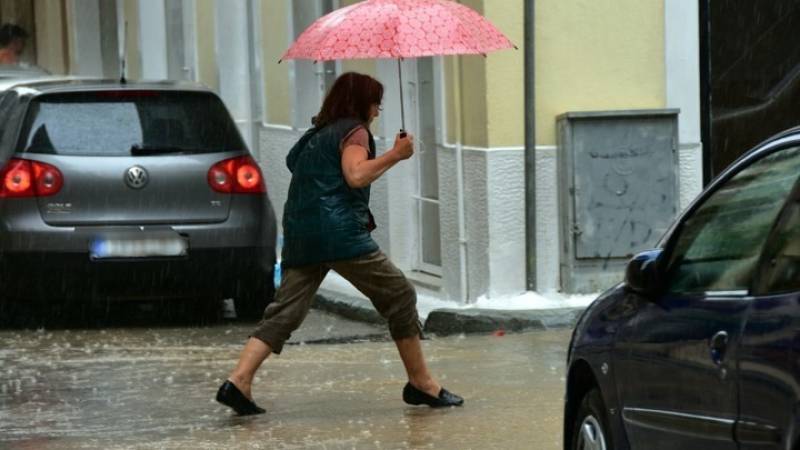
top-left (557, 109), bottom-right (680, 293)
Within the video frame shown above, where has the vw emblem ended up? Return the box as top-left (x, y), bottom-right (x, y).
top-left (125, 166), bottom-right (149, 189)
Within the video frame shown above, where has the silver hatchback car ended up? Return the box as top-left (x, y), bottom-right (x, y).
top-left (0, 78), bottom-right (277, 320)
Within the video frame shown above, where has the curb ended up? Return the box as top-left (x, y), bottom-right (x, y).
top-left (314, 289), bottom-right (385, 325)
top-left (314, 289), bottom-right (586, 336)
top-left (423, 307), bottom-right (583, 336)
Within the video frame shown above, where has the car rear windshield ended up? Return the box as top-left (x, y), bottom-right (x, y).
top-left (18, 90), bottom-right (246, 156)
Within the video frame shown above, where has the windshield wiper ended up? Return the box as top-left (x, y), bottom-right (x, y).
top-left (130, 144), bottom-right (194, 156)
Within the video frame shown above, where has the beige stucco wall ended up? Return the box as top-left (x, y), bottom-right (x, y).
top-left (262, 0), bottom-right (290, 125)
top-left (196, 0), bottom-right (218, 92)
top-left (34, 0), bottom-right (67, 74)
top-left (536, 0), bottom-right (665, 145)
top-left (122, 0), bottom-right (141, 80)
top-left (341, 59), bottom-right (376, 78)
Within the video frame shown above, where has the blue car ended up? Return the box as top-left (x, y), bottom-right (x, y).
top-left (564, 127), bottom-right (800, 450)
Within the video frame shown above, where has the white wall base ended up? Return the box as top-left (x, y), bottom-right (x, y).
top-left (534, 146), bottom-right (561, 293)
top-left (678, 142), bottom-right (703, 213)
top-left (259, 126), bottom-right (703, 303)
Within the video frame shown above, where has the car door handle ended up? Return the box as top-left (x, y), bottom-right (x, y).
top-left (710, 330), bottom-right (729, 364)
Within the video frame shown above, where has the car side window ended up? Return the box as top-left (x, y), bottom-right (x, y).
top-left (0, 92), bottom-right (14, 133)
top-left (0, 91), bottom-right (21, 151)
top-left (754, 189), bottom-right (800, 295)
top-left (667, 146), bottom-right (800, 294)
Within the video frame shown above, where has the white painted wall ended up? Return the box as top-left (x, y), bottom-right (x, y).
top-left (67, 0), bottom-right (103, 76)
top-left (214, 0), bottom-right (255, 150)
top-left (665, 0), bottom-right (703, 211)
top-left (534, 146), bottom-right (561, 293)
top-left (138, 0), bottom-right (168, 80)
top-left (486, 149), bottom-right (527, 297)
top-left (437, 145), bottom-right (528, 302)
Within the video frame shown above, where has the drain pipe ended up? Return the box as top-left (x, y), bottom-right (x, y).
top-left (524, 0), bottom-right (537, 291)
top-left (453, 57), bottom-right (469, 303)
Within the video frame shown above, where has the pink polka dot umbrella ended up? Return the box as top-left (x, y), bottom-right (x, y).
top-left (281, 0), bottom-right (516, 130)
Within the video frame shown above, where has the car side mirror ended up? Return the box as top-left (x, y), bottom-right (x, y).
top-left (625, 249), bottom-right (665, 296)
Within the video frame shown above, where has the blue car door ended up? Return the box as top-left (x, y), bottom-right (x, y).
top-left (614, 144), bottom-right (800, 449)
top-left (737, 177), bottom-right (800, 450)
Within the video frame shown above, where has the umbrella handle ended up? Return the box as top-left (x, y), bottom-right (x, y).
top-left (399, 130), bottom-right (407, 138)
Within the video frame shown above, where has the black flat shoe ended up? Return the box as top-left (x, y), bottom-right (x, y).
top-left (403, 382), bottom-right (464, 408)
top-left (216, 380), bottom-right (266, 416)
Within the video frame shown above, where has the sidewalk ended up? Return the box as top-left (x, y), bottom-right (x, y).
top-left (312, 273), bottom-right (598, 336)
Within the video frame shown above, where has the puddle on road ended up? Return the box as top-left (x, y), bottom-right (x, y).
top-left (0, 324), bottom-right (571, 449)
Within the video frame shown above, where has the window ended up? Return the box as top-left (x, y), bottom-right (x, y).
top-left (19, 91), bottom-right (244, 156)
top-left (755, 191), bottom-right (800, 294)
top-left (667, 146), bottom-right (800, 294)
top-left (415, 57), bottom-right (442, 272)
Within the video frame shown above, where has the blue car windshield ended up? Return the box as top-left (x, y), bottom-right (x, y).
top-left (18, 90), bottom-right (246, 156)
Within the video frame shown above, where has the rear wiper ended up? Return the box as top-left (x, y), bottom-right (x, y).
top-left (130, 144), bottom-right (194, 156)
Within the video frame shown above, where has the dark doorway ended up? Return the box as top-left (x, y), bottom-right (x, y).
top-left (701, 0), bottom-right (800, 181)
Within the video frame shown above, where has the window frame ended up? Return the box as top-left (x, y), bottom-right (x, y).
top-left (751, 177), bottom-right (800, 295)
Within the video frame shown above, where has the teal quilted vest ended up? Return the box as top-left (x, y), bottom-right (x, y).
top-left (281, 118), bottom-right (379, 267)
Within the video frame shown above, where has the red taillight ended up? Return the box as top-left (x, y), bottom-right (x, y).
top-left (32, 161), bottom-right (64, 196)
top-left (0, 158), bottom-right (63, 198)
top-left (208, 156), bottom-right (265, 194)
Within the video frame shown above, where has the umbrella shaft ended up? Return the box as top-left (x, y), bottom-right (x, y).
top-left (398, 59), bottom-right (406, 132)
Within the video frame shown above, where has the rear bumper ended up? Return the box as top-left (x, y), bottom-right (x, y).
top-left (2, 247), bottom-right (273, 301)
top-left (0, 196), bottom-right (278, 301)
top-left (0, 195), bottom-right (278, 253)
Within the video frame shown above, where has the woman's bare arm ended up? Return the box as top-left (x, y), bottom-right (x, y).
top-left (341, 133), bottom-right (414, 188)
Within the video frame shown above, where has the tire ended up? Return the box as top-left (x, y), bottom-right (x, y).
top-left (234, 270), bottom-right (275, 321)
top-left (571, 388), bottom-right (613, 450)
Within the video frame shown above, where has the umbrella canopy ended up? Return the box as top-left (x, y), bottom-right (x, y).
top-left (281, 0), bottom-right (515, 62)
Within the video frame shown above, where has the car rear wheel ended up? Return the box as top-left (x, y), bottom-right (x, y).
top-left (572, 388), bottom-right (612, 450)
top-left (234, 270), bottom-right (274, 321)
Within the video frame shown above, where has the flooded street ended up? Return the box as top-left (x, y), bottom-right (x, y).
top-left (1, 309), bottom-right (570, 449)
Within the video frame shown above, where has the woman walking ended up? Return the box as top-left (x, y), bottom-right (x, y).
top-left (216, 72), bottom-right (463, 415)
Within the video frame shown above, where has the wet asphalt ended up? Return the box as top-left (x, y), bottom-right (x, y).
top-left (0, 306), bottom-right (570, 450)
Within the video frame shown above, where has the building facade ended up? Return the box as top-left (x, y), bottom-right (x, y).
top-left (9, 0), bottom-right (703, 303)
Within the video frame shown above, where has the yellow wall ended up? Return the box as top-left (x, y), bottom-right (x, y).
top-left (484, 0), bottom-right (524, 148)
top-left (444, 0), bottom-right (488, 147)
top-left (447, 0), bottom-right (665, 147)
top-left (262, 0), bottom-right (290, 125)
top-left (196, 0), bottom-right (218, 92)
top-left (257, 0), bottom-right (664, 147)
top-left (536, 0), bottom-right (665, 145)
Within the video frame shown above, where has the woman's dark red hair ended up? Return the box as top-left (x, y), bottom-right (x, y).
top-left (312, 72), bottom-right (383, 128)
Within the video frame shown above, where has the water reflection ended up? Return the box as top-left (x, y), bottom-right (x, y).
top-left (1, 314), bottom-right (570, 449)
